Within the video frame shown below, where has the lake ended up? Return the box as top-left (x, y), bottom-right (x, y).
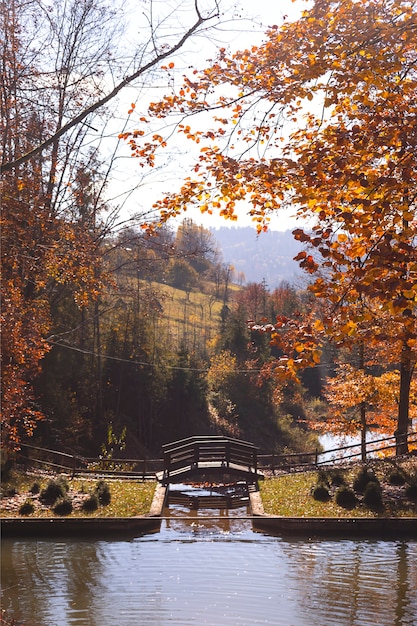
top-left (2, 504), bottom-right (416, 626)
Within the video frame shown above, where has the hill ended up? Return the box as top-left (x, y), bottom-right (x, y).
top-left (210, 227), bottom-right (305, 289)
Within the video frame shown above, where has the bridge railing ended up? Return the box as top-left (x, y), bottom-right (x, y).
top-left (162, 436), bottom-right (258, 483)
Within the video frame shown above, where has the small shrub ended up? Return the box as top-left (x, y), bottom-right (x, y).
top-left (363, 481), bottom-right (383, 509)
top-left (40, 478), bottom-right (68, 505)
top-left (19, 499), bottom-right (35, 516)
top-left (30, 481), bottom-right (41, 494)
top-left (95, 480), bottom-right (111, 506)
top-left (388, 470), bottom-right (406, 486)
top-left (82, 493), bottom-right (99, 512)
top-left (353, 467), bottom-right (378, 493)
top-left (405, 481), bottom-right (417, 501)
top-left (3, 485), bottom-right (18, 497)
top-left (53, 496), bottom-right (73, 516)
top-left (335, 486), bottom-right (357, 509)
top-left (312, 483), bottom-right (331, 502)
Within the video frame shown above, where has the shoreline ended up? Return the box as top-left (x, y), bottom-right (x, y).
top-left (2, 485), bottom-right (417, 538)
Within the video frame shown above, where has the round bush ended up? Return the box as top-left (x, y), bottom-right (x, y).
top-left (40, 478), bottom-right (68, 505)
top-left (335, 486), bottom-right (357, 509)
top-left (82, 493), bottom-right (99, 512)
top-left (19, 499), bottom-right (35, 516)
top-left (353, 467), bottom-right (378, 493)
top-left (363, 481), bottom-right (383, 508)
top-left (95, 480), bottom-right (111, 506)
top-left (388, 470), bottom-right (406, 486)
top-left (53, 497), bottom-right (73, 516)
top-left (30, 481), bottom-right (41, 495)
top-left (312, 483), bottom-right (331, 502)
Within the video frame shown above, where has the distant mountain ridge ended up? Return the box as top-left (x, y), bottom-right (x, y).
top-left (210, 226), bottom-right (305, 289)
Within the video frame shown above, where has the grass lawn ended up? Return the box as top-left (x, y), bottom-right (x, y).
top-left (0, 473), bottom-right (156, 518)
top-left (2, 458), bottom-right (417, 519)
top-left (260, 458), bottom-right (417, 518)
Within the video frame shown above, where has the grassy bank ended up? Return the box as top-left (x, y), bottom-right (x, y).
top-left (260, 458), bottom-right (417, 518)
top-left (0, 473), bottom-right (156, 518)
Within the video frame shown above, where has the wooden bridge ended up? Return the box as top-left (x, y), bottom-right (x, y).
top-left (160, 436), bottom-right (261, 485)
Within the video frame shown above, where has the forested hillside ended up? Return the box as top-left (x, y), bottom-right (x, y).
top-left (211, 227), bottom-right (304, 289)
top-left (30, 220), bottom-right (322, 458)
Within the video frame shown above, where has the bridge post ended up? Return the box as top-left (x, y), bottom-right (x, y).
top-left (163, 452), bottom-right (171, 483)
top-left (225, 441), bottom-right (231, 468)
top-left (193, 442), bottom-right (199, 469)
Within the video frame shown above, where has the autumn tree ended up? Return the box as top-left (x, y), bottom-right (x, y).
top-left (269, 282), bottom-right (306, 319)
top-left (321, 363), bottom-right (417, 460)
top-left (122, 0), bottom-right (417, 455)
top-left (0, 0), bottom-right (223, 452)
top-left (1, 0), bottom-right (108, 447)
top-left (175, 218), bottom-right (221, 273)
top-left (322, 364), bottom-right (398, 461)
top-left (235, 281), bottom-right (269, 322)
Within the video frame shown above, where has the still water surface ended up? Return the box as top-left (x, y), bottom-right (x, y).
top-left (2, 505), bottom-right (417, 626)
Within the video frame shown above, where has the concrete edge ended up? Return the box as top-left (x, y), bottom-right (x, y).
top-left (251, 515), bottom-right (417, 537)
top-left (2, 486), bottom-right (416, 539)
top-left (249, 490), bottom-right (265, 516)
top-left (148, 483), bottom-right (168, 516)
top-left (249, 489), bottom-right (417, 536)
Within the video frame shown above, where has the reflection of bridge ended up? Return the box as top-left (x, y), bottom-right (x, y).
top-left (160, 436), bottom-right (262, 485)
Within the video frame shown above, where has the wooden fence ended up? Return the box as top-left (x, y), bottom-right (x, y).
top-left (258, 431), bottom-right (417, 474)
top-left (14, 430), bottom-right (417, 479)
top-left (16, 443), bottom-right (162, 479)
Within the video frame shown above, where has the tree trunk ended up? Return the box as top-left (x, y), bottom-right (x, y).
top-left (360, 402), bottom-right (367, 462)
top-left (359, 341), bottom-right (367, 461)
top-left (396, 339), bottom-right (412, 456)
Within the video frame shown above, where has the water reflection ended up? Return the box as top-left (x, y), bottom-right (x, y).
top-left (278, 539), bottom-right (417, 626)
top-left (163, 503), bottom-right (252, 537)
top-left (1, 511), bottom-right (417, 626)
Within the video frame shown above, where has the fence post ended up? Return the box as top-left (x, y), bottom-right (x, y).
top-left (193, 443), bottom-right (199, 468)
top-left (163, 452), bottom-right (170, 483)
top-left (225, 441), bottom-right (231, 467)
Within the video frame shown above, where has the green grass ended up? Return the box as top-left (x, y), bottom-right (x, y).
top-left (260, 473), bottom-right (365, 517)
top-left (120, 279), bottom-right (227, 350)
top-left (115, 278), bottom-right (241, 353)
top-left (0, 474), bottom-right (156, 518)
top-left (260, 462), bottom-right (417, 518)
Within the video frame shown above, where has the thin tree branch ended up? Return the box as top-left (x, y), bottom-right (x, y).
top-left (1, 8), bottom-right (217, 173)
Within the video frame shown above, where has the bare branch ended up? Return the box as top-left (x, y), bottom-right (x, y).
top-left (1, 6), bottom-right (218, 173)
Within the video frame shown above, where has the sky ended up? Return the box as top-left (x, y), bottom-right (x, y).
top-left (105, 0), bottom-right (310, 233)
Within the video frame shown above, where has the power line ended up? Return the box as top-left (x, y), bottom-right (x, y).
top-left (47, 339), bottom-right (334, 374)
top-left (47, 340), bottom-right (258, 373)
